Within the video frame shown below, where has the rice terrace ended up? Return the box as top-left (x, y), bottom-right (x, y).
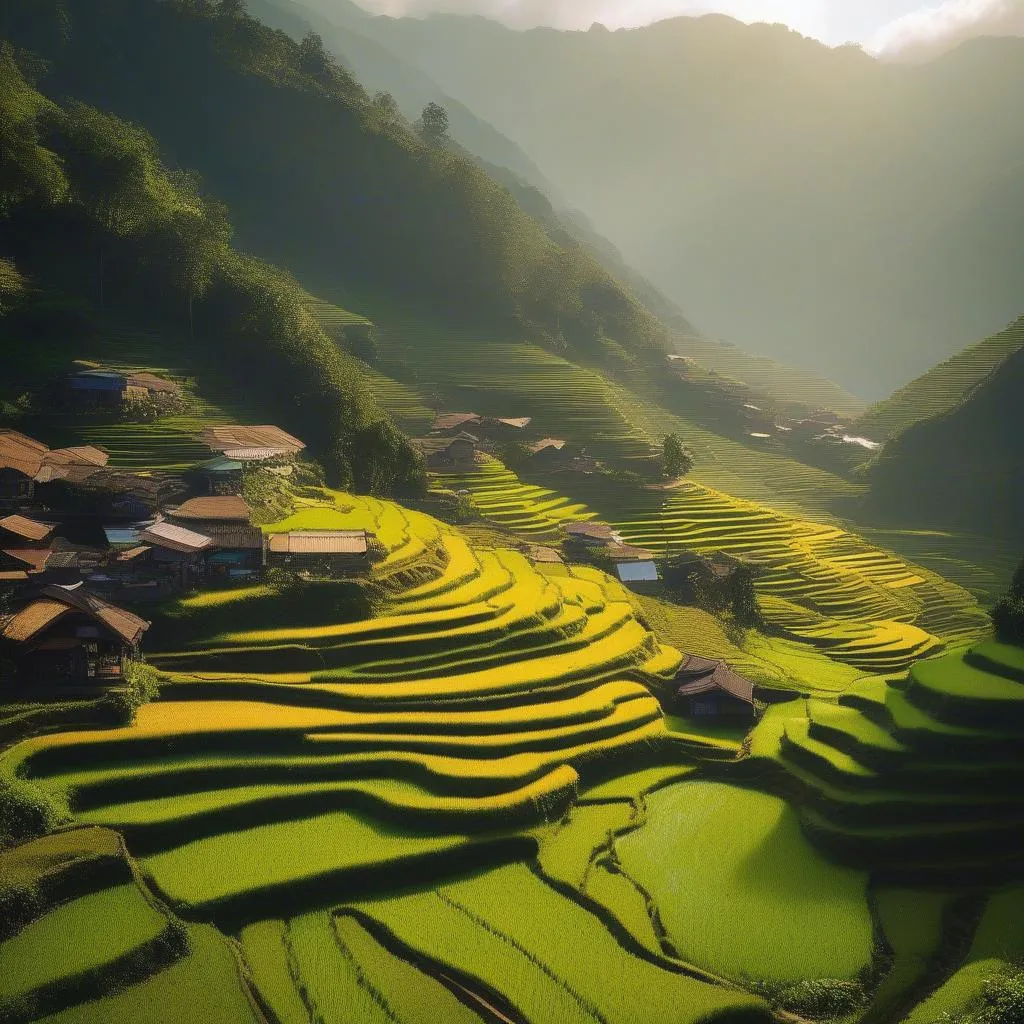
top-left (1, 3), bottom-right (1023, 1024)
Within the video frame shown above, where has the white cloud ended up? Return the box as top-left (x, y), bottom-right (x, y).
top-left (354, 0), bottom-right (830, 39)
top-left (871, 0), bottom-right (1024, 60)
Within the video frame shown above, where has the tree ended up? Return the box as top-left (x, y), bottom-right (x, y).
top-left (298, 32), bottom-right (333, 85)
top-left (991, 556), bottom-right (1024, 645)
top-left (662, 433), bottom-right (693, 479)
top-left (371, 91), bottom-right (399, 121)
top-left (419, 102), bottom-right (449, 145)
top-left (216, 0), bottom-right (246, 17)
top-left (728, 566), bottom-right (762, 627)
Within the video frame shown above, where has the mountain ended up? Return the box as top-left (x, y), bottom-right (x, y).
top-left (0, 43), bottom-right (422, 493)
top-left (865, 343), bottom-right (1024, 537)
top-left (343, 12), bottom-right (1024, 398)
top-left (247, 0), bottom-right (558, 197)
top-left (854, 314), bottom-right (1024, 441)
top-left (1, 0), bottom-right (668, 364)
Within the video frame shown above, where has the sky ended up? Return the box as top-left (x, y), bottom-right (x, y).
top-left (349, 0), bottom-right (1024, 57)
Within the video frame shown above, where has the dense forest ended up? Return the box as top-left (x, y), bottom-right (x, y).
top-left (0, 42), bottom-right (422, 494)
top-left (0, 0), bottom-right (668, 362)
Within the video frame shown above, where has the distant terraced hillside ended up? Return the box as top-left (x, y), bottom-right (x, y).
top-left (854, 314), bottom-right (1024, 441)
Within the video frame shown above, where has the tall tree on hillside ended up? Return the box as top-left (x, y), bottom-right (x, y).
top-left (419, 102), bottom-right (449, 145)
top-left (662, 433), bottom-right (693, 479)
top-left (371, 91), bottom-right (400, 122)
top-left (298, 32), bottom-right (333, 86)
top-left (992, 557), bottom-right (1024, 645)
top-left (56, 104), bottom-right (159, 311)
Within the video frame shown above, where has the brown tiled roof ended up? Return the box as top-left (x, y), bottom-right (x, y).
top-left (530, 438), bottom-right (567, 454)
top-left (0, 570), bottom-right (29, 582)
top-left (267, 530), bottom-right (368, 555)
top-left (604, 543), bottom-right (657, 562)
top-left (0, 515), bottom-right (55, 542)
top-left (46, 446), bottom-right (110, 467)
top-left (1, 548), bottom-right (52, 572)
top-left (117, 546), bottom-right (151, 561)
top-left (126, 372), bottom-right (180, 394)
top-left (675, 656), bottom-right (754, 705)
top-left (482, 416), bottom-right (531, 429)
top-left (432, 413), bottom-right (481, 431)
top-left (170, 496), bottom-right (252, 522)
top-left (525, 545), bottom-right (563, 564)
top-left (1, 599), bottom-right (68, 642)
top-left (202, 425), bottom-right (305, 454)
top-left (139, 521), bottom-right (214, 554)
top-left (0, 429), bottom-right (48, 478)
top-left (565, 521), bottom-right (617, 541)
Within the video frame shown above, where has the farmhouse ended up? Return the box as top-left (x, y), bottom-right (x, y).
top-left (266, 530), bottom-right (373, 576)
top-left (413, 433), bottom-right (479, 472)
top-left (201, 425), bottom-right (306, 462)
top-left (138, 520), bottom-right (214, 588)
top-left (432, 412), bottom-right (482, 434)
top-left (0, 584), bottom-right (149, 688)
top-left (564, 521), bottom-right (622, 546)
top-left (166, 496), bottom-right (263, 579)
top-left (673, 655), bottom-right (756, 723)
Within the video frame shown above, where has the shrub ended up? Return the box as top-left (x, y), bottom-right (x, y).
top-left (0, 778), bottom-right (57, 849)
top-left (0, 880), bottom-right (42, 941)
top-left (104, 660), bottom-right (161, 725)
top-left (991, 558), bottom-right (1024, 645)
top-left (753, 978), bottom-right (866, 1020)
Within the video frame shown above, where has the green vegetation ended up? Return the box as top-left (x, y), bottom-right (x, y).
top-left (855, 315), bottom-right (1024, 440)
top-left (615, 781), bottom-right (874, 984)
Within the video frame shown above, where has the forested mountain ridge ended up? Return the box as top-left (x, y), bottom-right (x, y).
top-left (0, 43), bottom-right (422, 493)
top-left (0, 0), bottom-right (668, 363)
top-left (345, 11), bottom-right (1024, 397)
top-left (865, 343), bottom-right (1024, 537)
top-left (854, 315), bottom-right (1024, 441)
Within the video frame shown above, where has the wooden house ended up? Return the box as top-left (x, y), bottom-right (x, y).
top-left (564, 521), bottom-right (622, 547)
top-left (138, 520), bottom-right (214, 588)
top-left (604, 544), bottom-right (660, 590)
top-left (431, 413), bottom-right (482, 434)
top-left (266, 530), bottom-right (373, 577)
top-left (201, 425), bottom-right (306, 463)
top-left (65, 370), bottom-right (128, 411)
top-left (197, 456), bottom-right (244, 495)
top-left (0, 584), bottom-right (149, 689)
top-left (413, 433), bottom-right (479, 472)
top-left (0, 429), bottom-right (48, 504)
top-left (166, 496), bottom-right (263, 580)
top-left (673, 655), bottom-right (756, 723)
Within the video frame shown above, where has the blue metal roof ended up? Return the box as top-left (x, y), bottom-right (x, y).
top-left (70, 371), bottom-right (126, 391)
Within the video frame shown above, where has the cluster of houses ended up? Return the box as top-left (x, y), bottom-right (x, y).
top-left (412, 412), bottom-right (600, 475)
top-left (0, 418), bottom-right (378, 692)
top-left (563, 520), bottom-right (661, 589)
top-left (55, 368), bottom-right (184, 415)
top-left (665, 355), bottom-right (880, 453)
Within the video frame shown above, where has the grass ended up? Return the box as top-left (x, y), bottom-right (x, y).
top-left (0, 883), bottom-right (169, 1006)
top-left (353, 863), bottom-right (772, 1024)
top-left (35, 924), bottom-right (260, 1024)
top-left (614, 781), bottom-right (875, 983)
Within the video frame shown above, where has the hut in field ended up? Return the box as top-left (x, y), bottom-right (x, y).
top-left (201, 425), bottom-right (306, 463)
top-left (0, 584), bottom-right (148, 689)
top-left (524, 545), bottom-right (564, 566)
top-left (564, 521), bottom-right (622, 547)
top-left (266, 530), bottom-right (373, 577)
top-left (604, 544), bottom-right (660, 591)
top-left (673, 656), bottom-right (756, 723)
top-left (432, 412), bottom-right (482, 434)
top-left (412, 433), bottom-right (479, 472)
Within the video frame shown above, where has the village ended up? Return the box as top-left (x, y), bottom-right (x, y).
top-left (0, 367), bottom-right (762, 725)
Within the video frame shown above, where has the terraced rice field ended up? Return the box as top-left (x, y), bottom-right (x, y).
top-left (435, 455), bottom-right (596, 539)
top-left (603, 482), bottom-right (988, 676)
top-left (744, 641), bottom-right (1024, 885)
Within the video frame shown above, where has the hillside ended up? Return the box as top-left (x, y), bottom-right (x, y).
top-left (0, 45), bottom-right (420, 494)
top-left (0, 0), bottom-right (669, 365)
top-left (345, 13), bottom-right (1024, 397)
top-left (866, 345), bottom-right (1024, 538)
top-left (855, 314), bottom-right (1024, 440)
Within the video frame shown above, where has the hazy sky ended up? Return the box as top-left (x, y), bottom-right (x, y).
top-left (348, 0), bottom-right (1024, 55)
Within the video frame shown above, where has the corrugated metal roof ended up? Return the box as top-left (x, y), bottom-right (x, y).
top-left (140, 521), bottom-right (214, 553)
top-left (69, 371), bottom-right (126, 391)
top-left (267, 530), bottom-right (368, 555)
top-left (202, 425), bottom-right (305, 453)
top-left (0, 515), bottom-right (55, 542)
top-left (221, 447), bottom-right (292, 462)
top-left (615, 561), bottom-right (659, 583)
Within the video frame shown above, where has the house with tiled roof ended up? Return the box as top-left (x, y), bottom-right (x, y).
top-left (201, 425), bottom-right (305, 461)
top-left (673, 656), bottom-right (756, 723)
top-left (266, 530), bottom-right (374, 576)
top-left (165, 497), bottom-right (262, 580)
top-left (0, 584), bottom-right (149, 689)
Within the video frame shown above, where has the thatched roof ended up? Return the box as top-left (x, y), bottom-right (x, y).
top-left (1, 585), bottom-right (149, 645)
top-left (170, 496), bottom-right (252, 522)
top-left (675, 656), bottom-right (754, 705)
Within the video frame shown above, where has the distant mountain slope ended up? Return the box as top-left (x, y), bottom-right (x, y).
top-left (1, 0), bottom-right (667, 363)
top-left (855, 315), bottom-right (1024, 440)
top-left (866, 345), bottom-right (1024, 537)
top-left (347, 13), bottom-right (1024, 397)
